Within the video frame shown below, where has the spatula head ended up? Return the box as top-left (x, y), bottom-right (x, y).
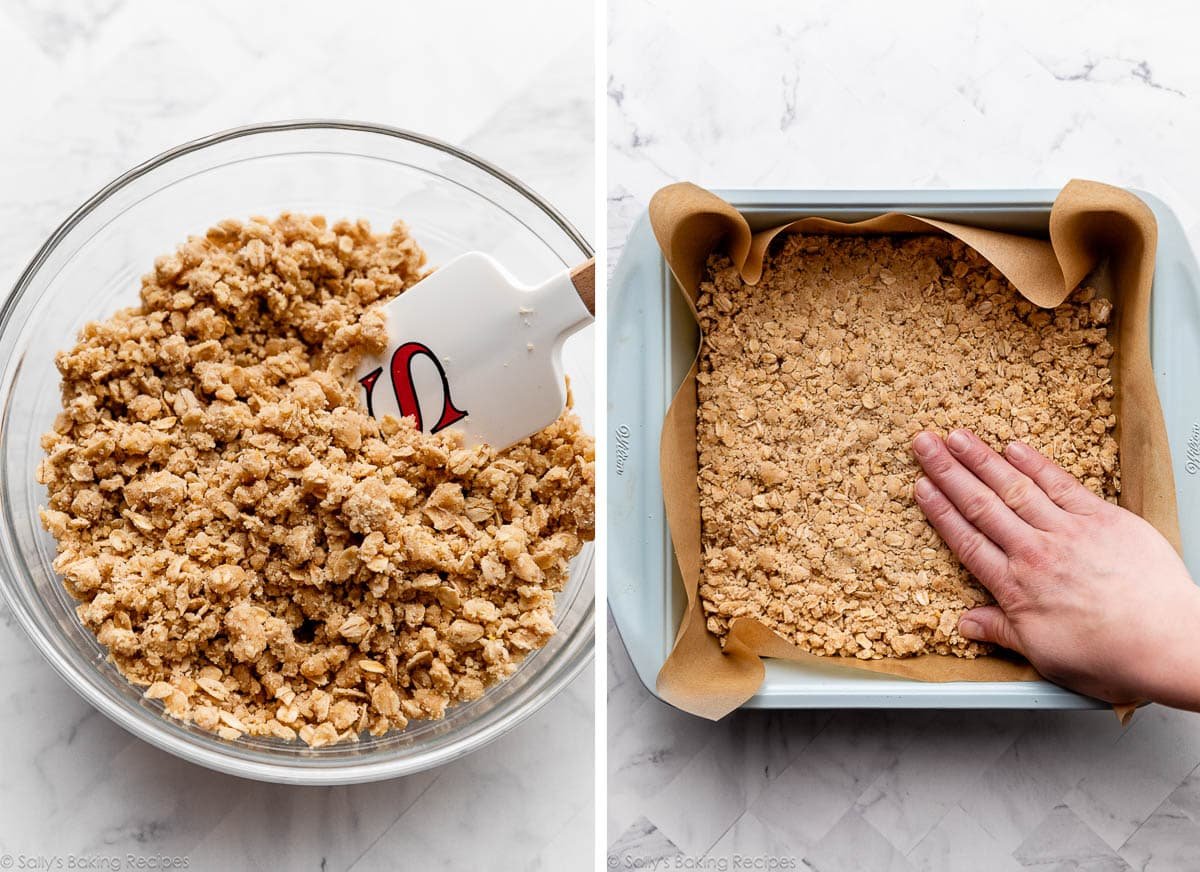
top-left (355, 252), bottom-right (590, 450)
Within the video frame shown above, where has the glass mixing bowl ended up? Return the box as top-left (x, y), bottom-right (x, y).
top-left (0, 121), bottom-right (595, 784)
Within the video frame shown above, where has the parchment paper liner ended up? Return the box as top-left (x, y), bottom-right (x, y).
top-left (650, 179), bottom-right (1181, 723)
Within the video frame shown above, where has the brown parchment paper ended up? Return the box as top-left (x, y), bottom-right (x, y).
top-left (651, 179), bottom-right (1181, 722)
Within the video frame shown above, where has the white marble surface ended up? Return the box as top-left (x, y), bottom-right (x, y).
top-left (608, 1), bottom-right (1200, 869)
top-left (0, 1), bottom-right (594, 870)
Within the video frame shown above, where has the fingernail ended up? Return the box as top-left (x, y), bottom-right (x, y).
top-left (1006, 441), bottom-right (1031, 461)
top-left (914, 477), bottom-right (937, 499)
top-left (958, 617), bottom-right (982, 639)
top-left (913, 431), bottom-right (938, 458)
top-left (947, 430), bottom-right (971, 453)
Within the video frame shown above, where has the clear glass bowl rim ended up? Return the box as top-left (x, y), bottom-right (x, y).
top-left (0, 119), bottom-right (595, 784)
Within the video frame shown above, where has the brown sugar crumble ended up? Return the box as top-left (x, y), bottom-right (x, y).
top-left (37, 214), bottom-right (595, 746)
top-left (695, 234), bottom-right (1118, 660)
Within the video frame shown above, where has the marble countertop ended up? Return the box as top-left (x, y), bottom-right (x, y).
top-left (607, 1), bottom-right (1200, 869)
top-left (0, 1), bottom-right (593, 870)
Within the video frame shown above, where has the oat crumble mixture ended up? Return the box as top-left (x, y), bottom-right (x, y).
top-left (695, 234), bottom-right (1118, 660)
top-left (37, 214), bottom-right (595, 747)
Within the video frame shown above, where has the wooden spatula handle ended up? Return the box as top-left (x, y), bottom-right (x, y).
top-left (569, 258), bottom-right (595, 316)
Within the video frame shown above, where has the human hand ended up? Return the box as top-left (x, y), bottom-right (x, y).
top-left (911, 428), bottom-right (1200, 708)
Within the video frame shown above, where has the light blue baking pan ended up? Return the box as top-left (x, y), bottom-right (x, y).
top-left (607, 189), bottom-right (1200, 710)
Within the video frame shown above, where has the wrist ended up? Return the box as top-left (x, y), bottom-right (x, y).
top-left (1136, 583), bottom-right (1200, 711)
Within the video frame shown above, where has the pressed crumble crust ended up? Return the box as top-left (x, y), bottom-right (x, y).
top-left (37, 214), bottom-right (595, 746)
top-left (695, 234), bottom-right (1118, 660)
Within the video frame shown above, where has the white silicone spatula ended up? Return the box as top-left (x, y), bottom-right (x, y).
top-left (355, 252), bottom-right (595, 450)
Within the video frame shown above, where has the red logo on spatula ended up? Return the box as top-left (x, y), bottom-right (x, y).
top-left (359, 341), bottom-right (469, 434)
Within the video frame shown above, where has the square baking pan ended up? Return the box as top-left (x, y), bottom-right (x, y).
top-left (607, 188), bottom-right (1200, 710)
